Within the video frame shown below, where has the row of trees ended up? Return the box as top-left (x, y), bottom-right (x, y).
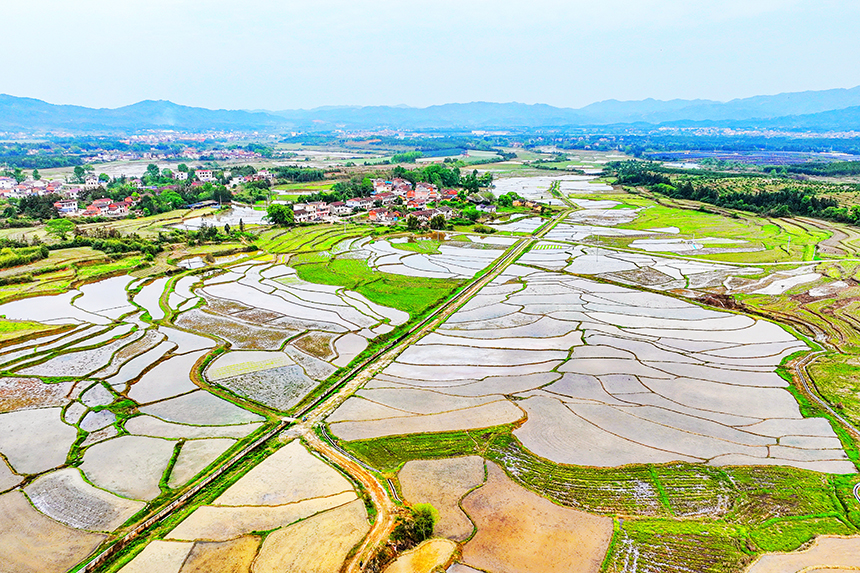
top-left (611, 161), bottom-right (849, 222)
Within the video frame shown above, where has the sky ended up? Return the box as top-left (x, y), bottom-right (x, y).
top-left (3, 0), bottom-right (859, 111)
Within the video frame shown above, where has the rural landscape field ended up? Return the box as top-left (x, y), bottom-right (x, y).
top-left (2, 1), bottom-right (860, 572)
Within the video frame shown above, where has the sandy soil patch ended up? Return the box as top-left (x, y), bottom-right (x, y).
top-left (0, 491), bottom-right (106, 573)
top-left (169, 491), bottom-right (357, 542)
top-left (460, 463), bottom-right (612, 573)
top-left (179, 536), bottom-right (260, 573)
top-left (746, 535), bottom-right (860, 572)
top-left (384, 539), bottom-right (457, 573)
top-left (292, 332), bottom-right (337, 361)
top-left (118, 540), bottom-right (193, 573)
top-left (0, 457), bottom-right (21, 491)
top-left (216, 441), bottom-right (353, 506)
top-left (251, 499), bottom-right (368, 573)
top-left (25, 468), bottom-right (145, 531)
top-left (81, 435), bottom-right (175, 500)
top-left (398, 456), bottom-right (485, 541)
top-left (168, 439), bottom-right (235, 488)
top-left (0, 407), bottom-right (77, 474)
top-left (0, 376), bottom-right (77, 413)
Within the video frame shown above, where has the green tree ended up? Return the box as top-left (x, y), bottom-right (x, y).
top-left (406, 215), bottom-right (420, 230)
top-left (266, 203), bottom-right (294, 226)
top-left (463, 206), bottom-right (480, 221)
top-left (74, 165), bottom-right (86, 183)
top-left (412, 504), bottom-right (438, 542)
top-left (429, 214), bottom-right (446, 230)
top-left (32, 169), bottom-right (41, 181)
top-left (145, 164), bottom-right (160, 180)
top-left (12, 168), bottom-right (24, 184)
top-left (177, 163), bottom-right (189, 172)
top-left (99, 173), bottom-right (110, 182)
top-left (160, 190), bottom-right (185, 209)
top-left (45, 218), bottom-right (74, 240)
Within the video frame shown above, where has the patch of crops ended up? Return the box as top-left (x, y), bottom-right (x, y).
top-left (486, 435), bottom-right (665, 516)
top-left (342, 426), bottom-right (511, 473)
top-left (607, 521), bottom-right (752, 573)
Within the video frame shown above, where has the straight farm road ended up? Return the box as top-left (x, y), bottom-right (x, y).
top-left (296, 209), bottom-right (572, 571)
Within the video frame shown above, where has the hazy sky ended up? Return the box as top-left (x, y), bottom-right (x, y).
top-left (4, 0), bottom-right (858, 110)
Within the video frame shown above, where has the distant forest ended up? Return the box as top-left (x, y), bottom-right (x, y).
top-left (610, 161), bottom-right (860, 224)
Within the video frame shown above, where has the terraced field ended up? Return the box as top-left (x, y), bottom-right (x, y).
top-left (0, 178), bottom-right (858, 573)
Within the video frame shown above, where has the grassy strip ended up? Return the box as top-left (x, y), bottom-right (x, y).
top-left (341, 426), bottom-right (513, 474)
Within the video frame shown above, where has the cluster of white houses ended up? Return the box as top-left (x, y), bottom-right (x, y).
top-left (292, 178), bottom-right (461, 224)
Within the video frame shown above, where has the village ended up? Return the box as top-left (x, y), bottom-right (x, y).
top-left (0, 167), bottom-right (515, 227)
top-left (291, 177), bottom-right (505, 225)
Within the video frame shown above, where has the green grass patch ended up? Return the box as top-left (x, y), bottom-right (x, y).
top-left (606, 520), bottom-right (753, 573)
top-left (341, 426), bottom-right (513, 473)
top-left (0, 318), bottom-right (60, 342)
top-left (293, 257), bottom-right (462, 317)
top-left (751, 515), bottom-right (856, 552)
top-left (389, 239), bottom-right (442, 254)
top-left (808, 351), bottom-right (860, 429)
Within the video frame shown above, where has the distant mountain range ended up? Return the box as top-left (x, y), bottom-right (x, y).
top-left (2, 86), bottom-right (860, 133)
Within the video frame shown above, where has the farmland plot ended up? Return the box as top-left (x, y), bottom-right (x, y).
top-left (186, 262), bottom-right (409, 392)
top-left (398, 456), bottom-right (486, 540)
top-left (353, 237), bottom-right (507, 279)
top-left (329, 268), bottom-right (854, 474)
top-left (117, 440), bottom-right (367, 573)
top-left (458, 462), bottom-right (612, 573)
top-left (0, 275), bottom-right (272, 570)
top-left (521, 242), bottom-right (764, 291)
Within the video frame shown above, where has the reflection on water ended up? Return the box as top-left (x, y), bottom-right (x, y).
top-left (173, 206), bottom-right (270, 230)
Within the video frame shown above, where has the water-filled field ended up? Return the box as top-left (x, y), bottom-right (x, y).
top-left (330, 267), bottom-right (852, 474)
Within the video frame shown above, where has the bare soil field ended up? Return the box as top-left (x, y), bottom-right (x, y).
top-left (746, 535), bottom-right (860, 573)
top-left (168, 491), bottom-right (357, 542)
top-left (460, 463), bottom-right (612, 573)
top-left (383, 539), bottom-right (457, 573)
top-left (179, 536), bottom-right (260, 573)
top-left (117, 540), bottom-right (193, 573)
top-left (250, 499), bottom-right (368, 573)
top-left (0, 491), bottom-right (105, 573)
top-left (214, 441), bottom-right (353, 506)
top-left (398, 456), bottom-right (485, 540)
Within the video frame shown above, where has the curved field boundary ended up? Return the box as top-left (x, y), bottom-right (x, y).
top-left (76, 420), bottom-right (287, 572)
